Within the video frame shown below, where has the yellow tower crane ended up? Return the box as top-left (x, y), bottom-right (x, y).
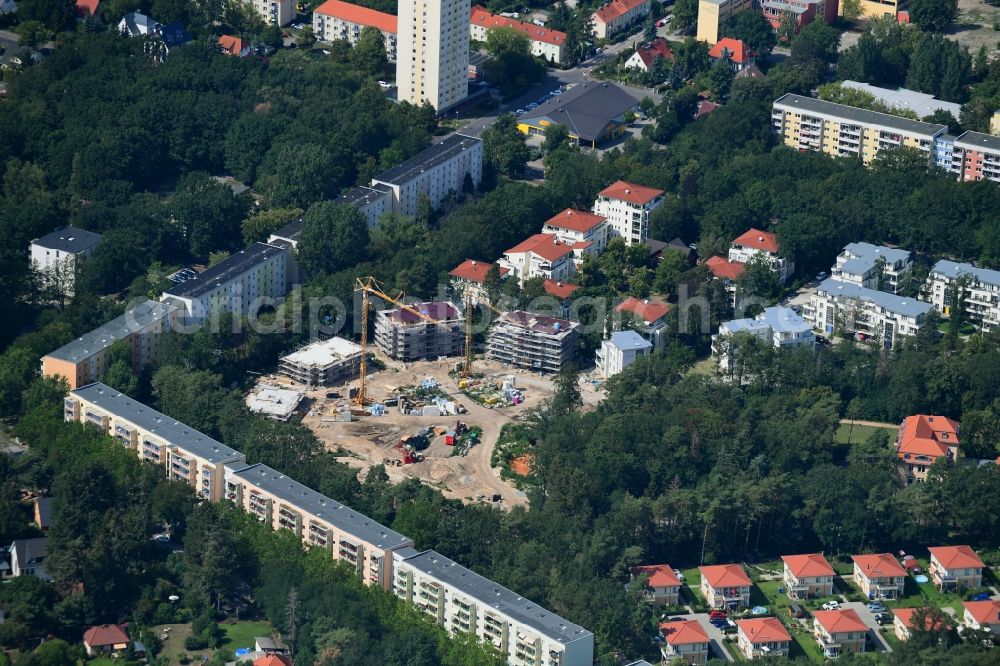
top-left (460, 293), bottom-right (508, 377)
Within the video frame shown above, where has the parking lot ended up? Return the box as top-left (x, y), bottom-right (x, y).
top-left (685, 612), bottom-right (735, 661)
top-left (841, 601), bottom-right (893, 653)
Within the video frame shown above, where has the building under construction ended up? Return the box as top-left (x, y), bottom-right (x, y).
top-left (374, 301), bottom-right (465, 362)
top-left (487, 310), bottom-right (579, 374)
top-left (278, 336), bottom-right (362, 387)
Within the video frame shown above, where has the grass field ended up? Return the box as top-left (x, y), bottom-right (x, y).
top-left (220, 620), bottom-right (272, 651)
top-left (87, 659), bottom-right (117, 666)
top-left (834, 423), bottom-right (886, 445)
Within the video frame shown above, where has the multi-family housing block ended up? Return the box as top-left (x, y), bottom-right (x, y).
top-left (728, 228), bottom-right (793, 284)
top-left (736, 617), bottom-right (791, 659)
top-left (761, 0), bottom-right (823, 34)
top-left (251, 0), bottom-right (294, 26)
top-left (29, 226), bottom-right (102, 296)
top-left (375, 300), bottom-right (465, 361)
top-left (592, 181), bottom-right (664, 247)
top-left (962, 600), bottom-right (1000, 636)
top-left (781, 553), bottom-right (835, 599)
top-left (805, 278), bottom-right (931, 349)
top-left (66, 383), bottom-right (246, 501)
top-left (658, 620), bottom-right (710, 664)
top-left (952, 131), bottom-right (1000, 184)
top-left (161, 243), bottom-right (287, 322)
top-left (928, 545), bottom-right (984, 591)
top-left (926, 260), bottom-right (1000, 332)
top-left (596, 330), bottom-right (653, 378)
top-left (771, 93), bottom-right (948, 166)
top-left (713, 306), bottom-right (814, 371)
top-left (225, 462), bottom-right (413, 589)
top-left (397, 0), bottom-right (469, 110)
top-left (336, 184), bottom-right (394, 225)
top-left (313, 0), bottom-right (398, 60)
top-left (542, 208), bottom-right (609, 255)
top-left (590, 0), bottom-right (651, 39)
top-left (699, 563), bottom-right (752, 609)
top-left (812, 609), bottom-right (867, 658)
top-left (498, 234), bottom-right (583, 285)
top-left (896, 414), bottom-right (959, 484)
top-left (371, 134), bottom-right (483, 217)
top-left (469, 6), bottom-right (566, 64)
top-left (449, 259), bottom-right (509, 304)
top-left (278, 337), bottom-right (362, 387)
top-left (614, 297), bottom-right (670, 348)
top-left (487, 311), bottom-right (579, 373)
top-left (630, 564), bottom-right (681, 606)
top-left (852, 553), bottom-right (907, 600)
top-left (832, 242), bottom-right (911, 293)
top-left (42, 299), bottom-right (177, 389)
top-left (696, 0), bottom-right (753, 44)
top-left (392, 548), bottom-right (594, 665)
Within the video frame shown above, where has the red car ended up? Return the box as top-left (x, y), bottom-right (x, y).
top-left (709, 610), bottom-right (727, 620)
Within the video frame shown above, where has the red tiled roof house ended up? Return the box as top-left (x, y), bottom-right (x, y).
top-left (812, 609), bottom-right (868, 658)
top-left (962, 600), bottom-right (1000, 636)
top-left (894, 606), bottom-right (951, 641)
top-left (470, 6), bottom-right (567, 64)
top-left (782, 553), bottom-right (835, 599)
top-left (542, 208), bottom-right (609, 255)
top-left (591, 0), bottom-right (652, 39)
top-left (631, 564), bottom-right (681, 605)
top-left (498, 234), bottom-right (580, 285)
top-left (624, 38), bottom-right (673, 72)
top-left (448, 259), bottom-right (509, 304)
top-left (737, 617), bottom-right (791, 659)
top-left (896, 415), bottom-right (959, 484)
top-left (592, 180), bottom-right (665, 247)
top-left (659, 619), bottom-right (710, 664)
top-left (708, 38), bottom-right (756, 71)
top-left (852, 553), bottom-right (907, 600)
top-left (83, 624), bottom-right (130, 657)
top-left (699, 563), bottom-right (752, 609)
top-left (928, 545), bottom-right (984, 591)
top-left (728, 227), bottom-right (794, 284)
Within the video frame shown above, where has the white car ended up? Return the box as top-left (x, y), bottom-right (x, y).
top-left (821, 601), bottom-right (840, 611)
top-left (673, 569), bottom-right (685, 582)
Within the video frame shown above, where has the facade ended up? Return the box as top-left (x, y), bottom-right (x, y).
top-left (596, 330), bottom-right (653, 378)
top-left (928, 545), bottom-right (984, 591)
top-left (449, 259), bottom-right (510, 304)
top-left (952, 131), bottom-right (1000, 184)
top-left (707, 37), bottom-right (754, 71)
top-left (896, 414), bottom-right (959, 484)
top-left (805, 278), bottom-right (932, 350)
top-left (962, 600), bottom-right (1000, 636)
top-left (469, 5), bottom-right (566, 64)
top-left (658, 620), bottom-right (710, 664)
top-left (591, 0), bottom-right (651, 39)
top-left (278, 337), bottom-right (362, 387)
top-left (393, 548), bottom-right (594, 665)
top-left (736, 617), bottom-right (791, 659)
top-left (630, 564), bottom-right (681, 605)
top-left (728, 228), bottom-right (793, 284)
top-left (623, 38), bottom-right (672, 72)
top-left (832, 242), bottom-right (911, 293)
top-left (927, 259), bottom-right (1000, 332)
top-left (29, 226), bottom-right (102, 296)
top-left (498, 234), bottom-right (580, 285)
top-left (371, 134), bottom-right (483, 217)
top-left (852, 553), bottom-right (907, 600)
top-left (761, 0), bottom-right (819, 34)
top-left (592, 180), bottom-right (665, 246)
top-left (67, 383), bottom-right (246, 501)
top-left (542, 208), bottom-right (609, 255)
top-left (396, 0), bottom-right (470, 111)
top-left (812, 609), bottom-right (867, 658)
top-left (374, 301), bottom-right (465, 361)
top-left (771, 93), bottom-right (948, 166)
top-left (517, 82), bottom-right (638, 148)
top-left (858, 0), bottom-right (898, 19)
top-left (487, 311), bottom-right (579, 373)
top-left (696, 0), bottom-right (753, 44)
top-left (313, 0), bottom-right (397, 60)
top-left (161, 243), bottom-right (287, 322)
top-left (225, 462), bottom-right (413, 590)
top-left (9, 537), bottom-right (48, 579)
top-left (336, 184), bottom-right (393, 225)
top-left (781, 553), bottom-right (835, 600)
top-left (699, 563), bottom-right (752, 609)
top-left (42, 299), bottom-right (177, 390)
top-left (713, 306), bottom-right (814, 371)
top-left (251, 0), bottom-right (294, 26)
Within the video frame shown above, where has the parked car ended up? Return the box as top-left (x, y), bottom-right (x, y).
top-left (722, 620), bottom-right (738, 634)
top-left (821, 601), bottom-right (840, 611)
top-left (868, 602), bottom-right (886, 613)
top-left (971, 592), bottom-right (992, 601)
top-left (709, 610), bottom-right (727, 620)
top-left (673, 569), bottom-right (685, 582)
top-left (656, 18), bottom-right (667, 26)
top-left (874, 612), bottom-right (891, 625)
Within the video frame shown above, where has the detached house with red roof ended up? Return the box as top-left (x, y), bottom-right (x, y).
top-left (631, 564), bottom-right (682, 605)
top-left (592, 181), bottom-right (665, 247)
top-left (218, 35), bottom-right (248, 57)
top-left (728, 228), bottom-right (794, 284)
top-left (469, 6), bottom-right (567, 64)
top-left (962, 599), bottom-right (1000, 636)
top-left (659, 620), bottom-right (710, 664)
top-left (590, 0), bottom-right (651, 39)
top-left (708, 38), bottom-right (755, 72)
top-left (448, 259), bottom-right (509, 305)
top-left (314, 0), bottom-right (398, 60)
top-left (736, 617), bottom-right (791, 659)
top-left (896, 415), bottom-right (959, 484)
top-left (700, 563), bottom-right (752, 609)
top-left (624, 38), bottom-right (673, 72)
top-left (782, 553), bottom-right (835, 599)
top-left (812, 609), bottom-right (867, 658)
top-left (894, 606), bottom-right (951, 641)
top-left (542, 208), bottom-right (609, 255)
top-left (83, 624), bottom-right (131, 657)
top-left (852, 553), bottom-right (907, 600)
top-left (928, 545), bottom-right (984, 591)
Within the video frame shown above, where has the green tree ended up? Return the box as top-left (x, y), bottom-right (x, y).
top-left (485, 26), bottom-right (531, 58)
top-left (542, 123), bottom-right (571, 154)
top-left (16, 0), bottom-right (74, 31)
top-left (672, 0), bottom-right (699, 32)
top-left (643, 14), bottom-right (657, 42)
top-left (18, 639), bottom-right (82, 666)
top-left (776, 13), bottom-right (798, 44)
top-left (297, 201), bottom-right (371, 277)
top-left (259, 144), bottom-right (345, 208)
top-left (790, 20), bottom-right (842, 64)
top-left (909, 0), bottom-right (958, 32)
top-left (480, 114), bottom-right (530, 179)
top-left (170, 172), bottom-right (250, 260)
top-left (241, 207), bottom-right (304, 245)
top-left (653, 248), bottom-right (690, 297)
top-left (16, 21), bottom-right (50, 49)
top-left (483, 264), bottom-right (504, 304)
top-left (99, 340), bottom-right (139, 396)
top-left (352, 26), bottom-right (388, 76)
top-left (723, 12), bottom-right (777, 56)
top-left (841, 0), bottom-right (862, 21)
top-left (705, 57), bottom-right (735, 99)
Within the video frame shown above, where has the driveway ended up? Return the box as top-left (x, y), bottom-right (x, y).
top-left (687, 613), bottom-right (735, 661)
top-left (841, 602), bottom-right (893, 653)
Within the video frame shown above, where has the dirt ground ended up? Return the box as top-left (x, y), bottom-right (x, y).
top-left (257, 356), bottom-right (604, 510)
top-left (947, 0), bottom-right (1000, 53)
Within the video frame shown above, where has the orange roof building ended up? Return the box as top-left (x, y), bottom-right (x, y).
top-left (632, 564), bottom-right (682, 605)
top-left (728, 227), bottom-right (793, 284)
top-left (962, 600), bottom-right (1000, 632)
top-left (895, 606), bottom-right (951, 640)
top-left (928, 545), bottom-right (984, 590)
top-left (709, 38), bottom-right (754, 66)
top-left (624, 37), bottom-right (673, 72)
top-left (83, 624), bottom-right (130, 657)
top-left (591, 0), bottom-right (651, 40)
top-left (313, 0), bottom-right (398, 60)
top-left (449, 259), bottom-right (509, 284)
top-left (896, 415), bottom-right (959, 483)
top-left (253, 655), bottom-right (292, 666)
top-left (700, 564), bottom-right (752, 609)
top-left (813, 609), bottom-right (867, 657)
top-left (737, 617), bottom-right (791, 659)
top-left (499, 234), bottom-right (581, 286)
top-left (659, 620), bottom-right (709, 663)
top-left (470, 6), bottom-right (567, 63)
top-left (543, 279), bottom-right (579, 300)
top-left (593, 181), bottom-right (665, 248)
top-left (782, 553), bottom-right (835, 599)
top-left (615, 297), bottom-right (670, 327)
top-left (542, 208), bottom-right (609, 254)
top-left (218, 35), bottom-right (245, 57)
top-left (731, 227), bottom-right (779, 254)
top-left (852, 553), bottom-right (907, 600)
top-left (75, 0), bottom-right (100, 17)
top-left (705, 255), bottom-right (746, 281)
top-left (597, 180), bottom-right (665, 206)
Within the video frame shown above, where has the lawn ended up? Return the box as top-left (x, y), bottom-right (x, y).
top-left (220, 620), bottom-right (272, 651)
top-left (687, 357), bottom-right (716, 376)
top-left (679, 567), bottom-right (706, 609)
top-left (87, 659), bottom-right (117, 666)
top-left (834, 423), bottom-right (885, 445)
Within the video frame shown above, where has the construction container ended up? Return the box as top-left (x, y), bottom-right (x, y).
top-left (445, 432), bottom-right (456, 446)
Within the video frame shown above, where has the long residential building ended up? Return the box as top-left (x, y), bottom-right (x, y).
top-left (926, 260), bottom-right (1000, 332)
top-left (251, 0), bottom-right (294, 26)
top-left (161, 243), bottom-right (288, 322)
top-left (226, 462), bottom-right (413, 589)
top-left (771, 93), bottom-right (948, 166)
top-left (393, 547), bottom-right (594, 666)
top-left (487, 311), bottom-right (579, 373)
top-left (313, 0), bottom-right (398, 60)
top-left (337, 184), bottom-right (394, 225)
top-left (469, 6), bottom-right (566, 64)
top-left (713, 306), bottom-right (814, 371)
top-left (42, 300), bottom-right (177, 389)
top-left (591, 0), bottom-right (651, 39)
top-left (375, 301), bottom-right (465, 361)
top-left (396, 0), bottom-right (469, 110)
top-left (805, 278), bottom-right (931, 349)
top-left (371, 134), bottom-right (483, 217)
top-left (65, 383), bottom-right (245, 501)
top-left (696, 0), bottom-right (753, 44)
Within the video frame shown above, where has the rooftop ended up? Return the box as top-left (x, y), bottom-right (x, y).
top-left (470, 5), bottom-right (566, 46)
top-left (449, 259), bottom-right (509, 284)
top-left (396, 548), bottom-right (592, 644)
top-left (840, 242), bottom-right (910, 270)
top-left (931, 259), bottom-right (1000, 288)
top-left (45, 300), bottom-right (176, 363)
top-left (633, 38), bottom-right (672, 69)
top-left (597, 180), bottom-right (664, 206)
top-left (314, 0), bottom-right (397, 32)
top-left (615, 296), bottom-right (670, 323)
top-left (954, 130), bottom-right (1000, 152)
top-left (700, 563), bottom-right (751, 588)
top-left (31, 226), bottom-right (102, 253)
top-left (505, 233), bottom-right (576, 263)
top-left (83, 624), bottom-right (129, 648)
top-left (737, 617), bottom-right (791, 643)
top-left (542, 208), bottom-right (606, 233)
top-left (852, 553), bottom-right (907, 578)
top-left (372, 134), bottom-right (482, 186)
top-left (774, 93), bottom-right (949, 137)
top-left (519, 83), bottom-right (638, 143)
top-left (705, 255), bottom-right (746, 281)
top-left (928, 545), bottom-right (983, 570)
top-left (609, 330), bottom-right (653, 352)
top-left (269, 219), bottom-right (303, 243)
top-left (232, 463), bottom-right (412, 549)
top-left (498, 310), bottom-right (578, 336)
top-left (963, 600), bottom-right (1000, 625)
top-left (542, 279), bottom-right (578, 300)
top-left (632, 563), bottom-right (680, 588)
top-left (840, 80), bottom-right (962, 119)
top-left (816, 278), bottom-right (932, 318)
top-left (381, 300), bottom-right (461, 325)
top-left (592, 0), bottom-right (648, 23)
top-left (281, 337), bottom-right (362, 367)
top-left (709, 38), bottom-right (752, 65)
top-left (245, 385), bottom-right (304, 420)
top-left (163, 243), bottom-right (285, 300)
top-left (658, 620), bottom-right (708, 646)
top-left (732, 227), bottom-right (779, 253)
top-left (782, 553), bottom-right (834, 578)
top-left (71, 383), bottom-right (243, 464)
top-left (898, 414), bottom-right (960, 459)
top-left (813, 609), bottom-right (868, 635)
top-left (336, 184), bottom-right (392, 209)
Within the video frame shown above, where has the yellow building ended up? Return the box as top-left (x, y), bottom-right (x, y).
top-left (771, 93), bottom-right (947, 165)
top-left (858, 0), bottom-right (897, 19)
top-left (696, 0), bottom-right (753, 44)
top-left (990, 111), bottom-right (1000, 136)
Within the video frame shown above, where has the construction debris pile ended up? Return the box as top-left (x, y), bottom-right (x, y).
top-left (457, 374), bottom-right (524, 408)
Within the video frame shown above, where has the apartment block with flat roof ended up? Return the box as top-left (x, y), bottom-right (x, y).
top-left (487, 311), bottom-right (579, 374)
top-left (926, 260), bottom-right (1000, 331)
top-left (314, 0), bottom-right (398, 60)
top-left (225, 463), bottom-right (413, 589)
top-left (771, 93), bottom-right (947, 165)
top-left (952, 131), bottom-right (1000, 184)
top-left (278, 337), bottom-right (362, 387)
top-left (805, 278), bottom-right (931, 349)
top-left (252, 0), bottom-right (294, 26)
top-left (393, 548), bottom-right (594, 666)
top-left (42, 300), bottom-right (177, 389)
top-left (336, 184), bottom-right (393, 225)
top-left (66, 383), bottom-right (245, 501)
top-left (397, 0), bottom-right (470, 110)
top-left (375, 301), bottom-right (465, 361)
top-left (696, 0), bottom-right (753, 44)
top-left (30, 226), bottom-right (102, 297)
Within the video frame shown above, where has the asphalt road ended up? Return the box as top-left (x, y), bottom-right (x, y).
top-left (841, 601), bottom-right (893, 653)
top-left (685, 613), bottom-right (735, 661)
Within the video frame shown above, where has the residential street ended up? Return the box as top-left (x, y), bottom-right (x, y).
top-left (840, 602), bottom-right (893, 653)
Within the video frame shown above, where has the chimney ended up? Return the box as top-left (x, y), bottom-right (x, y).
top-left (625, 188), bottom-right (631, 194)
top-left (758, 236), bottom-right (764, 242)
